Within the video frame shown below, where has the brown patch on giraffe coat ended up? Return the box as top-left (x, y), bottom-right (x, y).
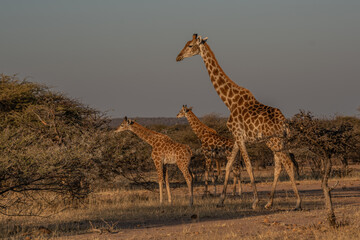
top-left (213, 68), bottom-right (219, 76)
top-left (217, 77), bottom-right (225, 85)
top-left (238, 96), bottom-right (244, 105)
top-left (228, 89), bottom-right (234, 98)
top-left (219, 87), bottom-right (227, 97)
top-left (233, 94), bottom-right (240, 104)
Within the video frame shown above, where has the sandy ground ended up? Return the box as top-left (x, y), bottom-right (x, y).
top-left (52, 178), bottom-right (360, 240)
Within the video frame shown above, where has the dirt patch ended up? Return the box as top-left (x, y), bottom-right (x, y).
top-left (53, 179), bottom-right (360, 240)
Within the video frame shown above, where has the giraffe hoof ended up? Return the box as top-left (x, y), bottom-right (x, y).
top-left (292, 206), bottom-right (302, 211)
top-left (264, 203), bottom-right (272, 210)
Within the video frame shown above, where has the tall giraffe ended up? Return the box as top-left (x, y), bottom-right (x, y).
top-left (176, 105), bottom-right (242, 196)
top-left (176, 34), bottom-right (301, 210)
top-left (115, 117), bottom-right (193, 206)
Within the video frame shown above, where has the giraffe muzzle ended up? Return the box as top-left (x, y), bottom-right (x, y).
top-left (176, 55), bottom-right (184, 62)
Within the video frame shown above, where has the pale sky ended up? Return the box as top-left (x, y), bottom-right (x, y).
top-left (1, 1), bottom-right (359, 118)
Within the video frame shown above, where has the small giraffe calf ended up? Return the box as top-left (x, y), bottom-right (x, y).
top-left (115, 117), bottom-right (193, 206)
top-left (177, 105), bottom-right (242, 196)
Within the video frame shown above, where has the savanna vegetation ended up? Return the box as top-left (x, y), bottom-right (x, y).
top-left (1, 74), bottom-right (359, 239)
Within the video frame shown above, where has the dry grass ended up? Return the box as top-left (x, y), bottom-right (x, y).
top-left (1, 168), bottom-right (359, 239)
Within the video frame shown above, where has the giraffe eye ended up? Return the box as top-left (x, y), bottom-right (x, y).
top-left (188, 45), bottom-right (193, 48)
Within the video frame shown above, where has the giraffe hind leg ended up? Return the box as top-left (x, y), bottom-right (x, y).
top-left (178, 160), bottom-right (193, 206)
top-left (264, 155), bottom-right (282, 209)
top-left (266, 139), bottom-right (302, 210)
top-left (282, 153), bottom-right (302, 210)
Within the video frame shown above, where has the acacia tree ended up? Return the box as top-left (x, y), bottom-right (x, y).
top-left (288, 111), bottom-right (358, 226)
top-left (0, 74), bottom-right (118, 215)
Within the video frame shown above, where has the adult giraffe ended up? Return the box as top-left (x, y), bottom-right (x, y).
top-left (176, 34), bottom-right (301, 210)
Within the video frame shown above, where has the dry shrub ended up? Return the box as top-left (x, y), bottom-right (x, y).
top-left (0, 74), bottom-right (120, 216)
top-left (288, 110), bottom-right (359, 226)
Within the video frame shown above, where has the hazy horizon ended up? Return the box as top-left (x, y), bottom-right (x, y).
top-left (1, 1), bottom-right (359, 119)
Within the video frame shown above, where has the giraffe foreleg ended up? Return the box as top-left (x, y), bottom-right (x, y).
top-left (215, 159), bottom-right (222, 179)
top-left (164, 165), bottom-right (172, 204)
top-left (217, 143), bottom-right (239, 207)
top-left (232, 168), bottom-right (242, 196)
top-left (238, 140), bottom-right (259, 210)
top-left (264, 155), bottom-right (282, 209)
top-left (154, 160), bottom-right (164, 205)
top-left (203, 156), bottom-right (212, 196)
top-left (212, 159), bottom-right (218, 196)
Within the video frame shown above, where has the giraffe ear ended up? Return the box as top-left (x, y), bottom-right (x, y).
top-left (189, 107), bottom-right (193, 111)
top-left (128, 119), bottom-right (134, 125)
top-left (196, 35), bottom-right (207, 44)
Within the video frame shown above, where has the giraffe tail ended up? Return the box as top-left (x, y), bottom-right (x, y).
top-left (289, 152), bottom-right (299, 178)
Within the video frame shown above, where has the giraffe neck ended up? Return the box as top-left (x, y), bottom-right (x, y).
top-left (185, 110), bottom-right (216, 139)
top-left (199, 43), bottom-right (256, 110)
top-left (129, 122), bottom-right (159, 146)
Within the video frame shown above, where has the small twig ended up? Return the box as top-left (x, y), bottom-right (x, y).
top-left (33, 111), bottom-right (48, 126)
top-left (329, 181), bottom-right (339, 192)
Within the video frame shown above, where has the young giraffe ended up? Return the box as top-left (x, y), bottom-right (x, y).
top-left (176, 105), bottom-right (242, 196)
top-left (115, 117), bottom-right (193, 206)
top-left (176, 34), bottom-right (301, 210)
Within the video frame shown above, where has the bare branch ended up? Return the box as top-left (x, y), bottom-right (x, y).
top-left (329, 181), bottom-right (339, 192)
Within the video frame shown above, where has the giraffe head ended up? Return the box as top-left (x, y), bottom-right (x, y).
top-left (176, 105), bottom-right (193, 118)
top-left (115, 116), bottom-right (134, 133)
top-left (176, 34), bottom-right (208, 62)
